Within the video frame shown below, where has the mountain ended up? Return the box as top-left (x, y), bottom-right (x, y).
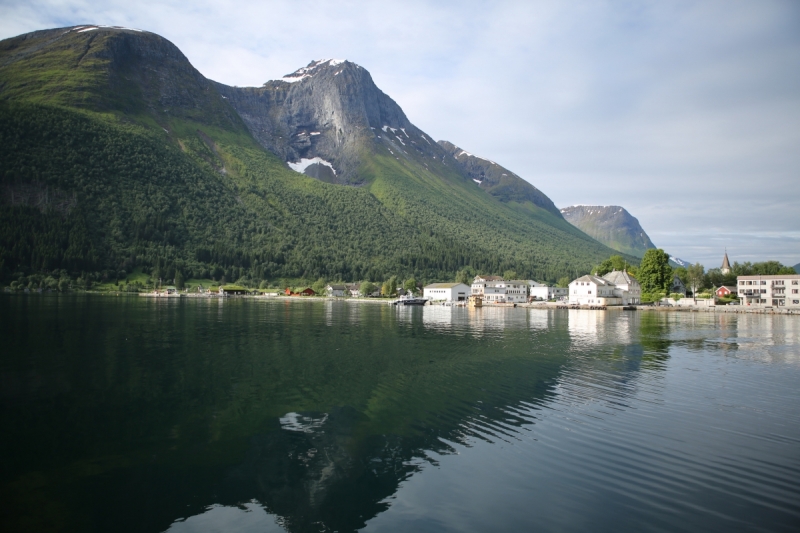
top-left (670, 257), bottom-right (689, 268)
top-left (0, 26), bottom-right (622, 285)
top-left (437, 141), bottom-right (562, 217)
top-left (560, 205), bottom-right (656, 258)
top-left (794, 263), bottom-right (800, 274)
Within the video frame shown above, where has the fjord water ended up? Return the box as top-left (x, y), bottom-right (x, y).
top-left (1, 297), bottom-right (799, 533)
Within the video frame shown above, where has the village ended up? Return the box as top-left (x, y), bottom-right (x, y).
top-left (145, 253), bottom-right (800, 313)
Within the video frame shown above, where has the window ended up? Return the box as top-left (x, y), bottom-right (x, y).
top-left (793, 281), bottom-right (799, 285)
top-left (794, 300), bottom-right (799, 305)
top-left (793, 290), bottom-right (799, 294)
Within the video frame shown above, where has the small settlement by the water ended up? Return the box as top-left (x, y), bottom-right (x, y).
top-left (138, 265), bottom-right (800, 315)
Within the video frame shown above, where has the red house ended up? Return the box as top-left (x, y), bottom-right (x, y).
top-left (715, 286), bottom-right (737, 298)
top-left (285, 287), bottom-right (316, 296)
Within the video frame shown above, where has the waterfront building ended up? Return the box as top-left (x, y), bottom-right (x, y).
top-left (602, 270), bottom-right (642, 305)
top-left (568, 270), bottom-right (642, 305)
top-left (529, 284), bottom-right (568, 301)
top-left (737, 275), bottom-right (800, 307)
top-left (326, 284), bottom-right (347, 297)
top-left (424, 282), bottom-right (471, 302)
top-left (568, 275), bottom-right (622, 306)
top-left (471, 276), bottom-right (528, 303)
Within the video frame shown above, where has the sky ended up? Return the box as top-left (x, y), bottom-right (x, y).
top-left (1, 0), bottom-right (798, 269)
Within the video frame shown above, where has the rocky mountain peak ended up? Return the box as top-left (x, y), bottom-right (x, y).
top-left (560, 205), bottom-right (656, 258)
top-left (216, 59), bottom-right (431, 183)
top-left (278, 58), bottom-right (350, 84)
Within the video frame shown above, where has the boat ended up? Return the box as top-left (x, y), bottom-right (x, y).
top-left (391, 293), bottom-right (428, 306)
top-left (469, 295), bottom-right (483, 308)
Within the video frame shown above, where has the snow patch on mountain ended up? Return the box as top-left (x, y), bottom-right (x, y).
top-left (287, 157), bottom-right (336, 175)
top-left (281, 59), bottom-right (349, 83)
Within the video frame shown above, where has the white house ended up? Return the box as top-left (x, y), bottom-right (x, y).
top-left (568, 270), bottom-right (642, 305)
top-left (326, 284), bottom-right (346, 297)
top-left (346, 283), bottom-right (361, 297)
top-left (471, 275), bottom-right (503, 297)
top-left (471, 276), bottom-right (528, 303)
top-left (529, 285), bottom-right (568, 301)
top-left (568, 275), bottom-right (622, 306)
top-left (424, 282), bottom-right (471, 302)
top-left (602, 270), bottom-right (641, 305)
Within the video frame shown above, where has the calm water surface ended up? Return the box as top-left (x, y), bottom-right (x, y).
top-left (1, 295), bottom-right (799, 532)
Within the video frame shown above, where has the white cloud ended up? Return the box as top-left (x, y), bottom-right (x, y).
top-left (1, 0), bottom-right (798, 268)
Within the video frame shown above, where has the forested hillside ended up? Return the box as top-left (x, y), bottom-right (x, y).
top-left (0, 25), bottom-right (621, 287)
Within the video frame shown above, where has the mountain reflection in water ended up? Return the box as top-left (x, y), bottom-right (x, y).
top-left (1, 296), bottom-right (799, 533)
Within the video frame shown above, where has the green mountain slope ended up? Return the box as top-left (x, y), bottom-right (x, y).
top-left (0, 26), bottom-right (621, 285)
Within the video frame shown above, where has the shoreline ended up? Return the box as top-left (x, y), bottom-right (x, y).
top-left (5, 291), bottom-right (798, 315)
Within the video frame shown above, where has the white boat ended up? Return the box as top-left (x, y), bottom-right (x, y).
top-left (390, 293), bottom-right (428, 306)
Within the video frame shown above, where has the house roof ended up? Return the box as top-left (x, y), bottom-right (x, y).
top-left (717, 285), bottom-right (737, 291)
top-left (425, 283), bottom-right (467, 289)
top-left (571, 275), bottom-right (614, 286)
top-left (327, 284), bottom-right (347, 290)
top-left (602, 270), bottom-right (638, 285)
top-left (474, 275), bottom-right (503, 282)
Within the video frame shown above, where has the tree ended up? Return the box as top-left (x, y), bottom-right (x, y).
top-left (360, 281), bottom-right (376, 297)
top-left (312, 277), bottom-right (327, 295)
top-left (592, 255), bottom-right (627, 276)
top-left (687, 263), bottom-right (704, 298)
top-left (174, 270), bottom-right (185, 290)
top-left (557, 276), bottom-right (571, 288)
top-left (638, 249), bottom-right (672, 293)
top-left (404, 278), bottom-right (417, 295)
top-left (381, 276), bottom-right (398, 297)
top-left (503, 270), bottom-right (518, 280)
top-left (455, 267), bottom-right (474, 285)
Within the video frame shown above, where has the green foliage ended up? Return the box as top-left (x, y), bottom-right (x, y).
top-left (557, 276), bottom-right (571, 288)
top-left (312, 277), bottom-right (327, 295)
top-left (403, 278), bottom-right (417, 294)
top-left (454, 267), bottom-right (475, 285)
top-left (639, 249), bottom-right (672, 293)
top-left (174, 269), bottom-right (185, 289)
top-left (381, 276), bottom-right (398, 297)
top-left (641, 291), bottom-right (666, 304)
top-left (687, 262), bottom-right (705, 295)
top-left (592, 255), bottom-right (630, 276)
top-left (360, 281), bottom-right (376, 297)
top-left (503, 270), bottom-right (517, 280)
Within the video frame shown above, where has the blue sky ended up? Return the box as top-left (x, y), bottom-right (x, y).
top-left (2, 0), bottom-right (798, 269)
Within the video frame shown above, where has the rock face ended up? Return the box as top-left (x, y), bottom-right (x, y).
top-left (214, 59), bottom-right (444, 185)
top-left (438, 141), bottom-right (562, 217)
top-left (560, 205), bottom-right (656, 258)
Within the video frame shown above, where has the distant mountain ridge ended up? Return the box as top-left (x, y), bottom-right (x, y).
top-left (560, 205), bottom-right (656, 258)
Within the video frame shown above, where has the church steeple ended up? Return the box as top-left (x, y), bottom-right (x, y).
top-left (721, 250), bottom-right (731, 275)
